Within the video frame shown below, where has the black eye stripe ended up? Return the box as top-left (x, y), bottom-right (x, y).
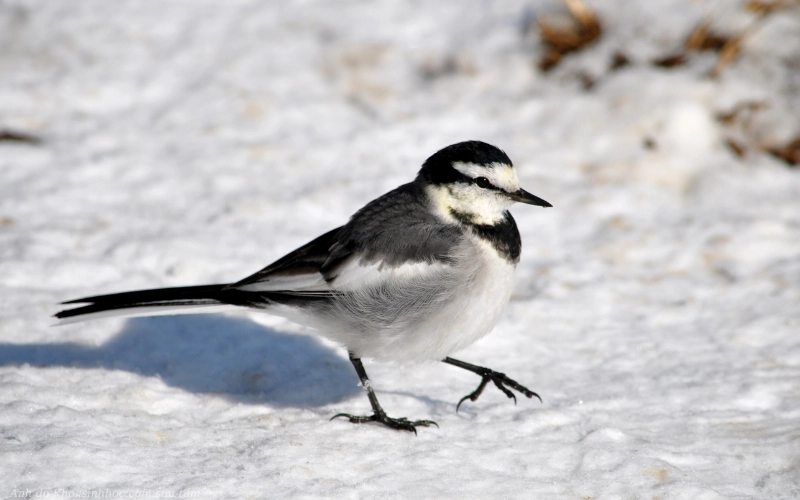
top-left (451, 171), bottom-right (504, 192)
top-left (473, 177), bottom-right (505, 192)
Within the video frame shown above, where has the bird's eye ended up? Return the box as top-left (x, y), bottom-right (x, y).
top-left (474, 177), bottom-right (490, 188)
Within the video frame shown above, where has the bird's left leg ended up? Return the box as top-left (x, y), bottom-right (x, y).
top-left (442, 357), bottom-right (542, 411)
top-left (331, 353), bottom-right (438, 434)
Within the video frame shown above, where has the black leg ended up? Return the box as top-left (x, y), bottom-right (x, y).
top-left (331, 353), bottom-right (438, 434)
top-left (442, 357), bottom-right (542, 411)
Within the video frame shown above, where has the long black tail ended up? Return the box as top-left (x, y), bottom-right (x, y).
top-left (55, 284), bottom-right (261, 323)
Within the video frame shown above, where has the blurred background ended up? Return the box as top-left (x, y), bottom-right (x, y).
top-left (1, 0), bottom-right (799, 497)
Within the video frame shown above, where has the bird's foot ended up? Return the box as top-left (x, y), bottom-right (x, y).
top-left (331, 412), bottom-right (438, 434)
top-left (456, 368), bottom-right (542, 412)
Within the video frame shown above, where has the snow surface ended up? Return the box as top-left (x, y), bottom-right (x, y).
top-left (2, 0), bottom-right (799, 498)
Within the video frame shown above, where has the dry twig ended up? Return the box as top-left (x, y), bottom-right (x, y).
top-left (684, 22), bottom-right (730, 51)
top-left (745, 0), bottom-right (800, 15)
top-left (0, 129), bottom-right (42, 145)
top-left (763, 136), bottom-right (800, 166)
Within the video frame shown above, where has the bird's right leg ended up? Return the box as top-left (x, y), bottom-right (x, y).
top-left (442, 357), bottom-right (542, 411)
top-left (331, 353), bottom-right (437, 434)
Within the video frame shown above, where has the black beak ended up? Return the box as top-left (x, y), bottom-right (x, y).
top-left (506, 189), bottom-right (552, 207)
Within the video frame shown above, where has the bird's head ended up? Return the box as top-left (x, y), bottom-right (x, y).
top-left (417, 141), bottom-right (551, 225)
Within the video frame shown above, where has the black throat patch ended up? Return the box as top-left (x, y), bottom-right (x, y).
top-left (449, 209), bottom-right (521, 264)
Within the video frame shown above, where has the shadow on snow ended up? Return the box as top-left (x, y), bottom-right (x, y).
top-left (0, 314), bottom-right (360, 408)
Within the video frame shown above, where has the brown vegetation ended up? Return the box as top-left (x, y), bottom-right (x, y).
top-left (537, 0), bottom-right (602, 71)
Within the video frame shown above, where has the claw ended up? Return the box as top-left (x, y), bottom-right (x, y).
top-left (453, 366), bottom-right (542, 411)
top-left (492, 378), bottom-right (517, 403)
top-left (331, 412), bottom-right (438, 434)
top-left (455, 377), bottom-right (490, 412)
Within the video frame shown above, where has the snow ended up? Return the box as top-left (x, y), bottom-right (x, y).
top-left (2, 0), bottom-right (799, 498)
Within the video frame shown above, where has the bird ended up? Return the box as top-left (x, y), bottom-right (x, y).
top-left (56, 140), bottom-right (552, 433)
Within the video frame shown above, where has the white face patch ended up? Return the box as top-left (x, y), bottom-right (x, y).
top-left (425, 161), bottom-right (520, 225)
top-left (452, 161), bottom-right (521, 193)
top-left (426, 183), bottom-right (514, 225)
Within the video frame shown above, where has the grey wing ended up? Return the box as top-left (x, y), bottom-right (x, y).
top-left (326, 182), bottom-right (461, 267)
top-left (230, 182), bottom-right (465, 294)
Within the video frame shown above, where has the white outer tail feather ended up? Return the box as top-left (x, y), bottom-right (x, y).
top-left (55, 303), bottom-right (240, 325)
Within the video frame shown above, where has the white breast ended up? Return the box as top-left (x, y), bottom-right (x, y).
top-left (409, 236), bottom-right (516, 360)
top-left (325, 235), bottom-right (516, 362)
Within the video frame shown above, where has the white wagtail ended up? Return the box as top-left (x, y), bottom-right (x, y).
top-left (56, 140), bottom-right (552, 433)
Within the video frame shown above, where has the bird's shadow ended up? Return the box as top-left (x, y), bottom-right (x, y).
top-left (0, 315), bottom-right (360, 408)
